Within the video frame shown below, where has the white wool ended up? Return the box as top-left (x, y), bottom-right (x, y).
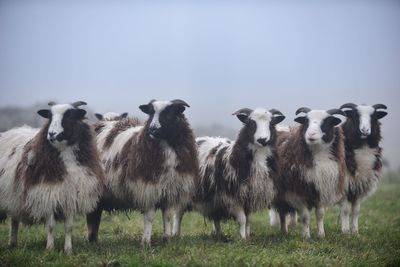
top-left (0, 126), bottom-right (39, 213)
top-left (23, 146), bottom-right (102, 221)
top-left (347, 146), bottom-right (380, 200)
top-left (305, 147), bottom-right (341, 205)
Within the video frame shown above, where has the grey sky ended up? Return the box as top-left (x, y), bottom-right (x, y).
top-left (0, 0), bottom-right (399, 168)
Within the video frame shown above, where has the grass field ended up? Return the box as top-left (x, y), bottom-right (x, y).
top-left (1, 176), bottom-right (399, 267)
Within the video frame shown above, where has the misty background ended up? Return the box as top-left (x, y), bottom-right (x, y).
top-left (0, 0), bottom-right (399, 170)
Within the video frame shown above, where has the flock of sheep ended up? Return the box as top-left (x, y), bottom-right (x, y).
top-left (0, 99), bottom-right (387, 253)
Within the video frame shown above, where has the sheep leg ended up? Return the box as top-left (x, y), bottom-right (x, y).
top-left (245, 214), bottom-right (251, 238)
top-left (289, 211), bottom-right (298, 227)
top-left (172, 207), bottom-right (184, 237)
top-left (46, 214), bottom-right (56, 250)
top-left (269, 209), bottom-right (280, 227)
top-left (316, 205), bottom-right (325, 238)
top-left (86, 207), bottom-right (102, 243)
top-left (212, 219), bottom-right (222, 237)
top-left (162, 207), bottom-right (172, 241)
top-left (141, 208), bottom-right (155, 246)
top-left (340, 200), bottom-right (351, 233)
top-left (64, 214), bottom-right (74, 254)
top-left (9, 217), bottom-right (19, 247)
top-left (279, 210), bottom-right (288, 234)
top-left (300, 207), bottom-right (311, 239)
top-left (351, 200), bottom-right (361, 234)
top-left (233, 207), bottom-right (247, 240)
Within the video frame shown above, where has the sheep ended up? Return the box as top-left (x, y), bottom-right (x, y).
top-left (177, 108), bottom-right (285, 239)
top-left (273, 107), bottom-right (346, 239)
top-left (86, 99), bottom-right (198, 245)
top-left (339, 103), bottom-right (388, 234)
top-left (268, 126), bottom-right (298, 230)
top-left (95, 112), bottom-right (128, 121)
top-left (0, 101), bottom-right (104, 253)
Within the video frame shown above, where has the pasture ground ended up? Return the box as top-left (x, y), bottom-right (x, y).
top-left (1, 175), bottom-right (399, 267)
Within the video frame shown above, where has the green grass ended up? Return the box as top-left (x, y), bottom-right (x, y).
top-left (1, 177), bottom-right (400, 267)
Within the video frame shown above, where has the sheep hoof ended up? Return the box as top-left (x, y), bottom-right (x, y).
top-left (341, 228), bottom-right (350, 234)
top-left (88, 234), bottom-right (98, 243)
top-left (162, 235), bottom-right (171, 243)
top-left (351, 230), bottom-right (359, 236)
top-left (212, 233), bottom-right (229, 242)
top-left (302, 233), bottom-right (311, 240)
top-left (141, 240), bottom-right (151, 248)
top-left (64, 247), bottom-right (72, 255)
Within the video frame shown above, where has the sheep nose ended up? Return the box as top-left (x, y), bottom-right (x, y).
top-left (149, 126), bottom-right (158, 135)
top-left (48, 132), bottom-right (56, 142)
top-left (361, 128), bottom-right (370, 136)
top-left (257, 138), bottom-right (268, 146)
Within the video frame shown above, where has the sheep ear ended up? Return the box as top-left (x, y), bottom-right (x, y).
top-left (342, 110), bottom-right (353, 117)
top-left (294, 116), bottom-right (306, 124)
top-left (37, 109), bottom-right (50, 119)
top-left (139, 104), bottom-right (151, 114)
top-left (95, 113), bottom-right (103, 120)
top-left (236, 114), bottom-right (249, 124)
top-left (375, 111), bottom-right (387, 119)
top-left (171, 104), bottom-right (186, 114)
top-left (330, 116), bottom-right (342, 126)
top-left (73, 109), bottom-right (87, 120)
top-left (120, 112), bottom-right (128, 118)
top-left (272, 115), bottom-right (285, 125)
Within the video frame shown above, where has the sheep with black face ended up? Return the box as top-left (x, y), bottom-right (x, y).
top-left (176, 108), bottom-right (284, 239)
top-left (273, 107), bottom-right (346, 239)
top-left (86, 99), bottom-right (198, 245)
top-left (339, 103), bottom-right (388, 234)
top-left (0, 101), bottom-right (104, 253)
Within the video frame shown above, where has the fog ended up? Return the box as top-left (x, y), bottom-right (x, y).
top-left (0, 0), bottom-right (399, 168)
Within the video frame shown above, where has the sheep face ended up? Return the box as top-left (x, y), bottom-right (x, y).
top-left (341, 104), bottom-right (387, 139)
top-left (37, 104), bottom-right (87, 146)
top-left (95, 112), bottom-right (128, 121)
top-left (295, 110), bottom-right (343, 146)
top-left (234, 108), bottom-right (285, 147)
top-left (139, 99), bottom-right (190, 140)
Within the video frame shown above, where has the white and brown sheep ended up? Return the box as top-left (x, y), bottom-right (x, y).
top-left (0, 101), bottom-right (104, 253)
top-left (273, 107), bottom-right (347, 239)
top-left (86, 99), bottom-right (198, 245)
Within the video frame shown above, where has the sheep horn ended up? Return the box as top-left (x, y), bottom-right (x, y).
top-left (340, 103), bottom-right (357, 110)
top-left (232, 108), bottom-right (253, 116)
top-left (71, 101), bottom-right (87, 108)
top-left (373, 104), bottom-right (387, 110)
top-left (295, 107), bottom-right (311, 115)
top-left (327, 109), bottom-right (346, 116)
top-left (170, 99), bottom-right (190, 107)
top-left (269, 109), bottom-right (284, 116)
